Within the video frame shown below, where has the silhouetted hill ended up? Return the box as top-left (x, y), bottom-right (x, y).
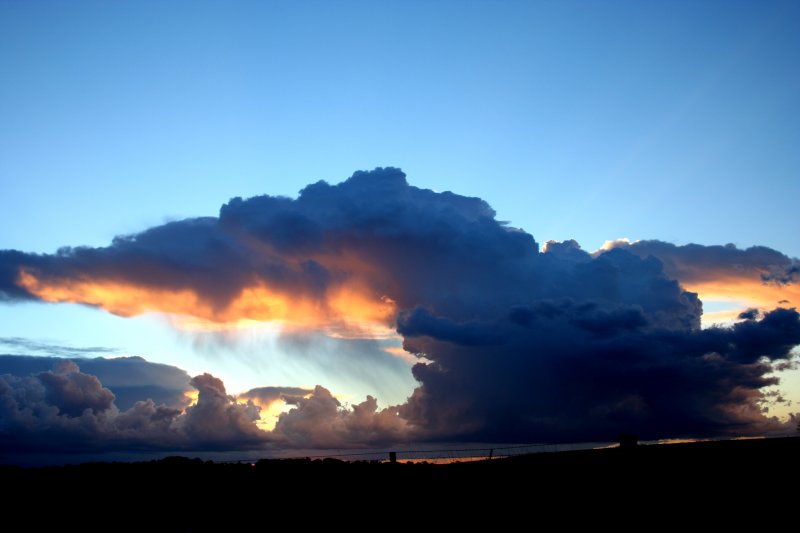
top-left (4, 437), bottom-right (797, 528)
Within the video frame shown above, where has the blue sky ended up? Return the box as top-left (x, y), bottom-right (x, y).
top-left (1, 1), bottom-right (799, 412)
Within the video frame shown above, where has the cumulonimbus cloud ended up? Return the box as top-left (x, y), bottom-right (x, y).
top-left (1, 168), bottom-right (798, 448)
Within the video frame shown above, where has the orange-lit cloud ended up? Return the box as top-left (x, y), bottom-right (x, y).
top-left (183, 389), bottom-right (199, 407)
top-left (236, 393), bottom-right (311, 431)
top-left (17, 268), bottom-right (396, 337)
top-left (683, 275), bottom-right (799, 324)
top-left (598, 240), bottom-right (798, 325)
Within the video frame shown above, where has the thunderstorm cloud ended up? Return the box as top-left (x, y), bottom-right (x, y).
top-left (1, 168), bottom-right (799, 453)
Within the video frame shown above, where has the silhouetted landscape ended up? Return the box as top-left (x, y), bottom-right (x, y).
top-left (4, 437), bottom-right (797, 526)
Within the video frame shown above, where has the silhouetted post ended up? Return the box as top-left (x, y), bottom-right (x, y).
top-left (619, 434), bottom-right (639, 449)
top-left (389, 451), bottom-right (397, 463)
top-left (488, 448), bottom-right (493, 460)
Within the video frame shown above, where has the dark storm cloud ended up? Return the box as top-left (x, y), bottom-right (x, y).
top-left (1, 168), bottom-right (799, 446)
top-left (397, 308), bottom-right (504, 346)
top-left (400, 306), bottom-right (800, 442)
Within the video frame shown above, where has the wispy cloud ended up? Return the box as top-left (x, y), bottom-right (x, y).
top-left (0, 337), bottom-right (118, 357)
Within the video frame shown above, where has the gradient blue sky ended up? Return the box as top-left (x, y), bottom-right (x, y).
top-left (1, 1), bottom-right (798, 404)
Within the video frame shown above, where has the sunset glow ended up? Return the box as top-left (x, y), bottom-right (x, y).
top-left (17, 268), bottom-right (397, 337)
top-left (683, 276), bottom-right (798, 325)
top-left (236, 394), bottom-right (308, 432)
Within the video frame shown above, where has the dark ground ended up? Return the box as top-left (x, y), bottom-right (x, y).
top-left (3, 437), bottom-right (797, 528)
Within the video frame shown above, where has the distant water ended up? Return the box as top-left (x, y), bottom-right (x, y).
top-left (1, 441), bottom-right (615, 467)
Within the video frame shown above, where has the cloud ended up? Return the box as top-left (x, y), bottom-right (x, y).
top-left (238, 386), bottom-right (314, 405)
top-left (271, 385), bottom-right (407, 448)
top-left (0, 167), bottom-right (532, 335)
top-left (0, 354), bottom-right (192, 410)
top-left (600, 240), bottom-right (800, 320)
top-left (1, 168), bottom-right (799, 446)
top-left (738, 308), bottom-right (760, 320)
top-left (176, 373), bottom-right (265, 448)
top-left (0, 358), bottom-right (273, 453)
top-left (0, 359), bottom-right (183, 453)
top-left (397, 308), bottom-right (504, 346)
top-left (37, 359), bottom-right (116, 416)
top-left (0, 337), bottom-right (118, 357)
top-left (0, 355), bottom-right (406, 453)
top-left (400, 306), bottom-right (800, 442)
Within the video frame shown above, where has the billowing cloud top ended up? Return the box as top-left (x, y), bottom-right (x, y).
top-left (1, 168), bottom-right (532, 335)
top-left (1, 168), bottom-right (799, 451)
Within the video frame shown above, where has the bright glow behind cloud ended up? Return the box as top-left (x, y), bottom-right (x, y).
top-left (17, 269), bottom-right (397, 338)
top-left (599, 239), bottom-right (799, 325)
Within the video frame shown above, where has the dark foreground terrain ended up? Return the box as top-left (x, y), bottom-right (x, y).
top-left (3, 437), bottom-right (797, 528)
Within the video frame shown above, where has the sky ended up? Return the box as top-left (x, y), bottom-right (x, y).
top-left (1, 1), bottom-right (799, 462)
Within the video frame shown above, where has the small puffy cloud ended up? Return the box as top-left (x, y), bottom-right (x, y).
top-left (272, 385), bottom-right (407, 448)
top-left (238, 386), bottom-right (314, 405)
top-left (37, 360), bottom-right (115, 416)
top-left (738, 308), bottom-right (760, 320)
top-left (177, 374), bottom-right (265, 447)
